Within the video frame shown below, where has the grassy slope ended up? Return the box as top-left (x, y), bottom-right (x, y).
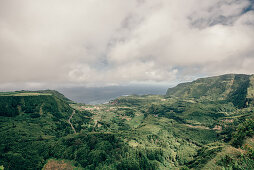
top-left (166, 74), bottom-right (251, 108)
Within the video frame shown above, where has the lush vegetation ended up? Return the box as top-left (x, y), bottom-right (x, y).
top-left (0, 74), bottom-right (254, 169)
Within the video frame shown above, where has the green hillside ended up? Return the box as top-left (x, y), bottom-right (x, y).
top-left (0, 74), bottom-right (254, 170)
top-left (0, 91), bottom-right (74, 169)
top-left (0, 90), bottom-right (73, 103)
top-left (166, 74), bottom-right (253, 108)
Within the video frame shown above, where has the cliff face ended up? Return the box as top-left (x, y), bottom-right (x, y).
top-left (0, 92), bottom-right (72, 118)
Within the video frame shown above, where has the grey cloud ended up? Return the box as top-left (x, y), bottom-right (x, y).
top-left (189, 0), bottom-right (250, 27)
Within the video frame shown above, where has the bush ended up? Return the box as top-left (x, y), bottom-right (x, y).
top-left (231, 118), bottom-right (254, 147)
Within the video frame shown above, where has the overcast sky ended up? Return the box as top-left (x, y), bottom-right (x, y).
top-left (0, 0), bottom-right (254, 90)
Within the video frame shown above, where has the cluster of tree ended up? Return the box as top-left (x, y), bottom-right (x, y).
top-left (188, 116), bottom-right (254, 169)
top-left (113, 97), bottom-right (148, 107)
top-left (0, 95), bottom-right (72, 119)
top-left (147, 101), bottom-right (236, 128)
top-left (231, 118), bottom-right (254, 147)
top-left (228, 77), bottom-right (250, 108)
top-left (0, 96), bottom-right (20, 117)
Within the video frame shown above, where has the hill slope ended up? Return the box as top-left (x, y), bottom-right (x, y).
top-left (0, 91), bottom-right (72, 118)
top-left (166, 74), bottom-right (254, 108)
top-left (0, 91), bottom-right (75, 169)
top-left (0, 75), bottom-right (253, 170)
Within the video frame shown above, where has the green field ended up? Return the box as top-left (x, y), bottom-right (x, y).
top-left (0, 92), bottom-right (51, 96)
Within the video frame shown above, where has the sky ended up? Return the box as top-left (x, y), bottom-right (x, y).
top-left (0, 0), bottom-right (254, 90)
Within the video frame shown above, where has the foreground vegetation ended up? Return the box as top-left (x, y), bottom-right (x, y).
top-left (0, 74), bottom-right (254, 169)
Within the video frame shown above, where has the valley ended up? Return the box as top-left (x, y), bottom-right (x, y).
top-left (0, 74), bottom-right (254, 169)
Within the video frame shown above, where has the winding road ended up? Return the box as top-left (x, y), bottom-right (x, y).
top-left (68, 110), bottom-right (76, 134)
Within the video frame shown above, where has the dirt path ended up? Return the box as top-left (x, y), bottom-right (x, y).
top-left (94, 120), bottom-right (98, 127)
top-left (68, 110), bottom-right (76, 134)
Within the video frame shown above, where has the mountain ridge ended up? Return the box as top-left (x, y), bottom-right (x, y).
top-left (166, 74), bottom-right (254, 108)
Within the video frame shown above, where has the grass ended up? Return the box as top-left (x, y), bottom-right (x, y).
top-left (128, 140), bottom-right (139, 147)
top-left (42, 159), bottom-right (83, 170)
top-left (137, 124), bottom-right (162, 134)
top-left (127, 114), bottom-right (144, 128)
top-left (0, 92), bottom-right (51, 96)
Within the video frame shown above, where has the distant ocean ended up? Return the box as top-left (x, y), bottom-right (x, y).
top-left (57, 84), bottom-right (169, 104)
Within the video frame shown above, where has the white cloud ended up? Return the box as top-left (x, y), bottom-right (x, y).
top-left (0, 0), bottom-right (253, 89)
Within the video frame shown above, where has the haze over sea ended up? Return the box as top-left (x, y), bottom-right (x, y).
top-left (58, 84), bottom-right (169, 104)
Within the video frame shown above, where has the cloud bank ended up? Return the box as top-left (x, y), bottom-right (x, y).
top-left (0, 0), bottom-right (254, 89)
